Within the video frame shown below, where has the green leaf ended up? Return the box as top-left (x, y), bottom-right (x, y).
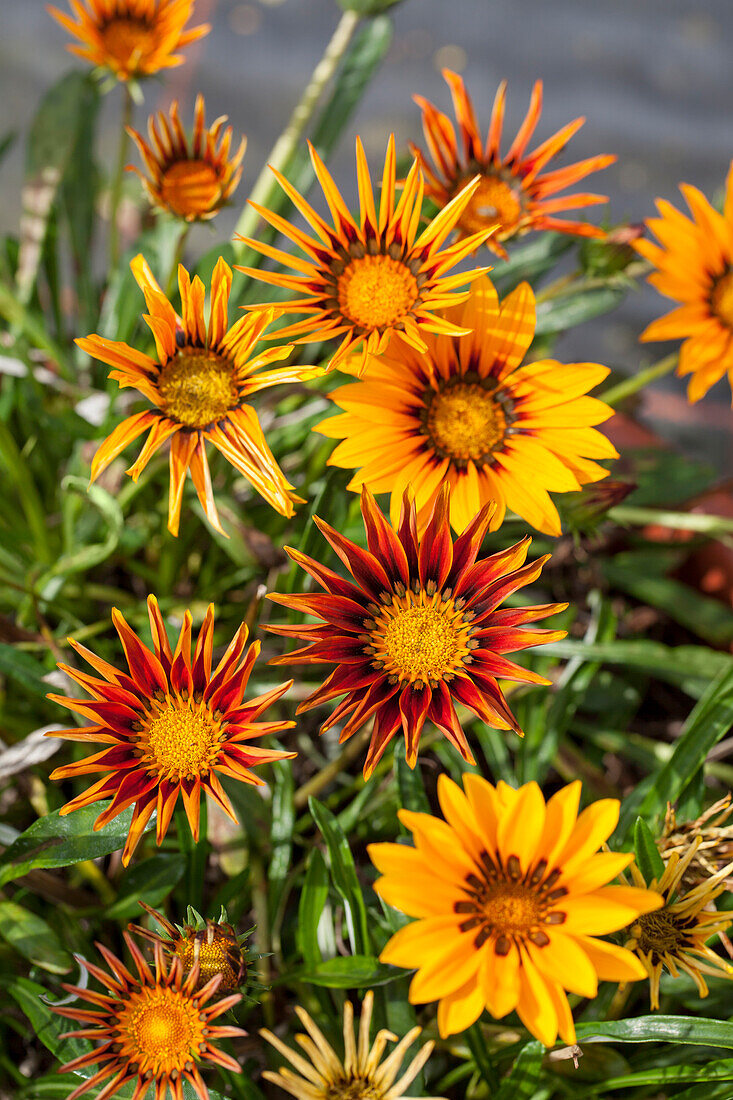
top-left (37, 477), bottom-right (124, 583)
top-left (297, 847), bottom-right (330, 970)
top-left (309, 797), bottom-right (369, 955)
top-left (105, 853), bottom-right (186, 920)
top-left (0, 901), bottom-right (72, 973)
top-left (633, 816), bottom-right (665, 885)
top-left (267, 759), bottom-right (295, 929)
top-left (394, 754), bottom-right (430, 815)
top-left (576, 1014), bottom-right (733, 1047)
top-left (298, 954), bottom-right (396, 988)
top-left (336, 0), bottom-right (403, 12)
top-left (494, 1039), bottom-right (542, 1100)
top-left (0, 802), bottom-right (155, 887)
top-left (491, 232), bottom-right (575, 296)
top-left (535, 285), bottom-right (625, 334)
top-left (617, 664), bottom-right (733, 839)
top-left (598, 1059), bottom-right (733, 1090)
top-left (0, 642), bottom-right (51, 696)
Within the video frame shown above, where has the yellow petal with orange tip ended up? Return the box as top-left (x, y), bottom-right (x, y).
top-left (575, 936), bottom-right (649, 983)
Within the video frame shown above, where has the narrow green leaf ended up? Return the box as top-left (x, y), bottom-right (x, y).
top-left (105, 854), bottom-right (186, 921)
top-left (297, 847), bottom-right (330, 970)
top-left (0, 901), bottom-right (72, 973)
top-left (535, 286), bottom-right (625, 334)
top-left (309, 797), bottom-right (369, 955)
top-left (394, 755), bottom-right (430, 815)
top-left (0, 802), bottom-right (154, 887)
top-left (0, 643), bottom-right (51, 697)
top-left (267, 759), bottom-right (295, 928)
top-left (599, 1058), bottom-right (733, 1090)
top-left (491, 232), bottom-right (575, 296)
top-left (576, 1014), bottom-right (733, 1047)
top-left (297, 954), bottom-right (396, 988)
top-left (633, 817), bottom-right (665, 884)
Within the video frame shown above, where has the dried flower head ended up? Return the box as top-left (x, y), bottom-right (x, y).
top-left (659, 796), bottom-right (733, 893)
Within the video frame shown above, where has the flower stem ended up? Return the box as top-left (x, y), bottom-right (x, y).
top-left (165, 223), bottom-right (190, 298)
top-left (600, 352), bottom-right (679, 407)
top-left (465, 1021), bottom-right (500, 1091)
top-left (293, 727), bottom-right (372, 810)
top-left (232, 8), bottom-right (361, 253)
top-left (609, 504), bottom-right (733, 537)
top-left (108, 84), bottom-right (133, 274)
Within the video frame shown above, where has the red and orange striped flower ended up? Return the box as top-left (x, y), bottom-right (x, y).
top-left (128, 94), bottom-right (246, 222)
top-left (636, 162), bottom-right (733, 404)
top-left (81, 255), bottom-right (322, 537)
top-left (236, 135), bottom-right (493, 372)
top-left (412, 70), bottom-right (615, 258)
top-left (47, 0), bottom-right (209, 82)
top-left (268, 486), bottom-right (566, 778)
top-left (53, 932), bottom-right (243, 1100)
top-left (49, 595), bottom-right (295, 865)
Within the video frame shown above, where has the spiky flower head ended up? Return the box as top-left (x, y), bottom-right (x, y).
top-left (236, 135), bottom-right (494, 372)
top-left (626, 839), bottom-right (733, 1009)
top-left (130, 903), bottom-right (249, 993)
top-left (128, 95), bottom-right (246, 222)
top-left (261, 990), bottom-right (444, 1100)
top-left (47, 0), bottom-right (210, 83)
top-left (370, 775), bottom-right (661, 1047)
top-left (268, 484), bottom-right (567, 778)
top-left (80, 254), bottom-right (322, 536)
top-left (659, 796), bottom-right (733, 893)
top-left (52, 932), bottom-right (243, 1100)
top-left (411, 70), bottom-right (615, 258)
top-left (49, 595), bottom-right (295, 865)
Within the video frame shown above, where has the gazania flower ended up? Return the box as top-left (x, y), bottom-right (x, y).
top-left (369, 774), bottom-right (661, 1046)
top-left (635, 163), bottom-right (733, 403)
top-left (261, 990), bottom-right (441, 1100)
top-left (52, 932), bottom-right (243, 1100)
top-left (625, 840), bottom-right (733, 1009)
top-left (48, 595), bottom-right (295, 865)
top-left (411, 70), bottom-right (615, 258)
top-left (659, 795), bottom-right (733, 893)
top-left (267, 485), bottom-right (566, 778)
top-left (128, 95), bottom-right (246, 222)
top-left (130, 903), bottom-right (247, 992)
top-left (80, 254), bottom-right (322, 536)
top-left (235, 135), bottom-right (494, 371)
top-left (47, 0), bottom-right (210, 83)
top-left (316, 276), bottom-right (617, 535)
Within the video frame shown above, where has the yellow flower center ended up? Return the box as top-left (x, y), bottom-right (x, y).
top-left (117, 985), bottom-right (205, 1074)
top-left (366, 588), bottom-right (472, 687)
top-left (158, 347), bottom-right (238, 429)
top-left (456, 854), bottom-right (568, 952)
top-left (337, 255), bottom-right (419, 332)
top-left (325, 1080), bottom-right (383, 1100)
top-left (160, 160), bottom-right (223, 219)
top-left (137, 697), bottom-right (222, 782)
top-left (711, 270), bottom-right (733, 327)
top-left (457, 171), bottom-right (523, 238)
top-left (99, 18), bottom-right (157, 74)
top-left (424, 380), bottom-right (506, 466)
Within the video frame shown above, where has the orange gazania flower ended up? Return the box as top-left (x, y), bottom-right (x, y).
top-left (81, 255), bottom-right (322, 536)
top-left (267, 485), bottom-right (566, 779)
top-left (635, 162), bottom-right (733, 404)
top-left (412, 70), bottom-right (615, 258)
top-left (49, 595), bottom-right (295, 865)
top-left (316, 276), bottom-right (617, 536)
top-left (47, 0), bottom-right (210, 83)
top-left (369, 774), bottom-right (661, 1046)
top-left (235, 135), bottom-right (494, 371)
top-left (128, 94), bottom-right (246, 222)
top-left (52, 932), bottom-right (243, 1100)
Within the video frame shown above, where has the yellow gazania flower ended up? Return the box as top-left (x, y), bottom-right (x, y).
top-left (369, 774), bottom-right (661, 1047)
top-left (411, 70), bottom-right (615, 259)
top-left (52, 933), bottom-right (243, 1100)
top-left (235, 135), bottom-right (494, 371)
top-left (625, 840), bottom-right (733, 1009)
top-left (316, 276), bottom-right (617, 536)
top-left (261, 991), bottom-right (443, 1100)
top-left (47, 0), bottom-right (210, 83)
top-left (80, 254), bottom-right (322, 536)
top-left (130, 902), bottom-right (248, 993)
top-left (128, 94), bottom-right (246, 222)
top-left (636, 161), bottom-right (733, 403)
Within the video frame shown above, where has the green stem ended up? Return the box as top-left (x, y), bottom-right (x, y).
top-left (108, 85), bottom-right (133, 274)
top-left (293, 727), bottom-right (371, 810)
top-left (176, 799), bottom-right (208, 913)
top-left (600, 352), bottom-right (678, 407)
top-left (465, 1021), bottom-right (500, 1092)
top-left (233, 8), bottom-right (361, 253)
top-left (165, 224), bottom-right (190, 298)
top-left (609, 504), bottom-right (733, 537)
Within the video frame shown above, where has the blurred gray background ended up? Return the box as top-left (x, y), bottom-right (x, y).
top-left (2, 0), bottom-right (732, 471)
